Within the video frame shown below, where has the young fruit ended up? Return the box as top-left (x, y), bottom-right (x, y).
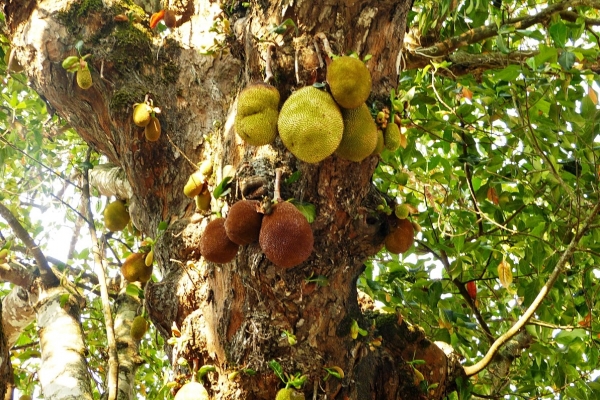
top-left (371, 129), bottom-right (384, 156)
top-left (133, 103), bottom-right (152, 127)
top-left (145, 116), bottom-right (161, 141)
top-left (335, 103), bottom-right (378, 162)
top-left (183, 171), bottom-right (205, 198)
top-left (130, 316), bottom-right (148, 341)
top-left (195, 186), bottom-right (212, 211)
top-left (234, 83), bottom-right (280, 146)
top-left (121, 253), bottom-right (153, 283)
top-left (200, 218), bottom-right (239, 263)
top-left (327, 56), bottom-right (372, 109)
top-left (384, 218), bottom-right (414, 254)
top-left (103, 200), bottom-right (130, 232)
top-left (174, 381), bottom-right (209, 400)
top-left (276, 388), bottom-right (305, 400)
top-left (259, 201), bottom-right (314, 268)
top-left (278, 86), bottom-right (343, 163)
top-left (224, 200), bottom-right (263, 245)
top-left (384, 122), bottom-right (401, 151)
top-left (76, 63), bottom-right (93, 89)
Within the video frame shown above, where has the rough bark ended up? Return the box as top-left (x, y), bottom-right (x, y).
top-left (36, 286), bottom-right (93, 399)
top-left (3, 0), bottom-right (463, 398)
top-left (1, 286), bottom-right (36, 348)
top-left (0, 298), bottom-right (12, 400)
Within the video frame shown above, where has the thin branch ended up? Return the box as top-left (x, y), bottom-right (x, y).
top-left (462, 134), bottom-right (484, 237)
top-left (464, 200), bottom-right (600, 377)
top-left (0, 202), bottom-right (58, 287)
top-left (0, 261), bottom-right (36, 288)
top-left (81, 149), bottom-right (119, 400)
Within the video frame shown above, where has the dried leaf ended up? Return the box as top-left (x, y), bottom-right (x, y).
top-left (399, 133), bottom-right (408, 149)
top-left (462, 86), bottom-right (473, 100)
top-left (578, 313), bottom-right (592, 328)
top-left (589, 87), bottom-right (598, 105)
top-left (466, 281), bottom-right (477, 300)
top-left (498, 259), bottom-right (513, 289)
top-left (487, 187), bottom-right (499, 205)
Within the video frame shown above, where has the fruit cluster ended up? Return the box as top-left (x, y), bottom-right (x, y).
top-left (199, 200), bottom-right (314, 269)
top-left (234, 56), bottom-right (401, 163)
top-left (132, 100), bottom-right (162, 142)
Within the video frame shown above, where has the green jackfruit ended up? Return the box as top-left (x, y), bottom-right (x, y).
top-left (371, 129), bottom-right (384, 155)
top-left (121, 253), bottom-right (153, 283)
top-left (235, 83), bottom-right (280, 146)
top-left (104, 200), bottom-right (130, 232)
top-left (174, 381), bottom-right (209, 400)
top-left (384, 122), bottom-right (401, 151)
top-left (145, 116), bottom-right (161, 141)
top-left (276, 388), bottom-right (305, 400)
top-left (278, 86), bottom-right (343, 163)
top-left (133, 103), bottom-right (152, 127)
top-left (183, 171), bottom-right (205, 198)
top-left (130, 316), bottom-right (148, 341)
top-left (327, 56), bottom-right (371, 109)
top-left (336, 103), bottom-right (378, 162)
top-left (76, 64), bottom-right (92, 90)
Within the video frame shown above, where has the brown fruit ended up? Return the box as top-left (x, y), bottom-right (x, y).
top-left (174, 381), bottom-right (209, 400)
top-left (200, 218), bottom-right (239, 263)
top-left (121, 253), bottom-right (153, 283)
top-left (103, 200), bottom-right (130, 232)
top-left (144, 116), bottom-right (161, 141)
top-left (259, 202), bottom-right (314, 268)
top-left (224, 200), bottom-right (263, 245)
top-left (384, 218), bottom-right (414, 254)
top-left (163, 9), bottom-right (176, 28)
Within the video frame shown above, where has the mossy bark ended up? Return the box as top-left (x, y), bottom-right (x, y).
top-left (4, 0), bottom-right (464, 398)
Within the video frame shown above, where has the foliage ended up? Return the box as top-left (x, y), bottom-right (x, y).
top-left (3, 0), bottom-right (600, 399)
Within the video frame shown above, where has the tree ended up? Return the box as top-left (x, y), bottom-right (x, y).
top-left (2, 0), bottom-right (600, 399)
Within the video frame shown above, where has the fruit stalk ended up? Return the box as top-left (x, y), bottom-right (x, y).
top-left (273, 168), bottom-right (283, 202)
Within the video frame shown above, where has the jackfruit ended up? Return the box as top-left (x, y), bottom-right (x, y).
top-left (76, 64), bottom-right (93, 90)
top-left (335, 103), bottom-right (378, 162)
top-left (225, 200), bottom-right (263, 245)
top-left (384, 218), bottom-right (414, 254)
top-left (19, 396), bottom-right (32, 400)
top-left (174, 381), bottom-right (209, 400)
top-left (195, 186), bottom-right (212, 211)
top-left (327, 56), bottom-right (371, 109)
top-left (104, 200), bottom-right (130, 232)
top-left (121, 253), bottom-right (153, 283)
top-left (145, 116), bottom-right (161, 141)
top-left (133, 103), bottom-right (152, 127)
top-left (259, 201), bottom-right (314, 268)
top-left (371, 129), bottom-right (384, 155)
top-left (130, 316), bottom-right (148, 341)
top-left (276, 388), bottom-right (305, 400)
top-left (384, 122), bottom-right (400, 151)
top-left (184, 171), bottom-right (205, 198)
top-left (200, 218), bottom-right (239, 263)
top-left (235, 83), bottom-right (280, 146)
top-left (278, 86), bottom-right (343, 163)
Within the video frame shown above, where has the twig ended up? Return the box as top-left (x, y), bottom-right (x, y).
top-left (81, 148), bottom-right (119, 400)
top-left (464, 200), bottom-right (600, 376)
top-left (273, 168), bottom-right (283, 202)
top-left (263, 44), bottom-right (276, 84)
top-left (0, 203), bottom-right (58, 287)
top-left (314, 32), bottom-right (333, 58)
top-left (165, 132), bottom-right (198, 170)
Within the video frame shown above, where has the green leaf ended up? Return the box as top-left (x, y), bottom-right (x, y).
top-left (213, 176), bottom-right (232, 199)
top-left (291, 201), bottom-right (316, 223)
top-left (268, 360), bottom-right (285, 383)
top-left (558, 51), bottom-right (575, 70)
top-left (549, 22), bottom-right (568, 48)
top-left (285, 170), bottom-right (301, 184)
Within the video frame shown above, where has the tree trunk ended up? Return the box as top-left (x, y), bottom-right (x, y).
top-left (4, 0), bottom-right (464, 398)
top-left (0, 296), bottom-right (12, 400)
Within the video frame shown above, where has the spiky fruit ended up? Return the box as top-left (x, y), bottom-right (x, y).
top-left (184, 171), bottom-right (205, 198)
top-left (278, 86), bottom-right (343, 163)
top-left (384, 218), bottom-right (414, 254)
top-left (174, 381), bottom-right (209, 400)
top-left (384, 122), bottom-right (400, 151)
top-left (225, 200), bottom-right (263, 245)
top-left (145, 116), bottom-right (161, 141)
top-left (259, 202), bottom-right (314, 268)
top-left (335, 103), bottom-right (378, 162)
top-left (235, 83), bottom-right (280, 146)
top-left (276, 388), bottom-right (305, 400)
top-left (200, 218), bottom-right (239, 263)
top-left (371, 129), bottom-right (384, 155)
top-left (130, 316), bottom-right (148, 341)
top-left (76, 64), bottom-right (93, 89)
top-left (103, 200), bottom-right (130, 232)
top-left (121, 253), bottom-right (153, 283)
top-left (327, 56), bottom-right (372, 109)
top-left (133, 103), bottom-right (152, 127)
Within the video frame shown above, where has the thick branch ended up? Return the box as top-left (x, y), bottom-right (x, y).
top-left (0, 202), bottom-right (58, 287)
top-left (464, 200), bottom-right (600, 376)
top-left (89, 164), bottom-right (133, 200)
top-left (82, 155), bottom-right (119, 400)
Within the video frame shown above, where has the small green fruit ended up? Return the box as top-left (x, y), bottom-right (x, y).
top-left (130, 316), bottom-right (148, 341)
top-left (371, 129), bottom-right (384, 156)
top-left (103, 200), bottom-right (130, 232)
top-left (183, 171), bottom-right (205, 198)
top-left (121, 253), bottom-right (153, 283)
top-left (195, 187), bottom-right (212, 211)
top-left (235, 83), bottom-right (280, 146)
top-left (275, 388), bottom-right (305, 400)
top-left (62, 56), bottom-right (80, 71)
top-left (335, 103), bottom-right (378, 162)
top-left (145, 116), bottom-right (161, 141)
top-left (133, 103), bottom-right (152, 127)
top-left (394, 204), bottom-right (410, 219)
top-left (384, 122), bottom-right (401, 151)
top-left (76, 64), bottom-right (93, 89)
top-left (145, 249), bottom-right (154, 267)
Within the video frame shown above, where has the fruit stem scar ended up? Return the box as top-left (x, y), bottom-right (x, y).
top-left (314, 32), bottom-right (334, 64)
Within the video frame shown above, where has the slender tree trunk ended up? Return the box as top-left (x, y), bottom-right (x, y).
top-left (3, 0), bottom-right (465, 398)
top-left (36, 286), bottom-right (93, 400)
